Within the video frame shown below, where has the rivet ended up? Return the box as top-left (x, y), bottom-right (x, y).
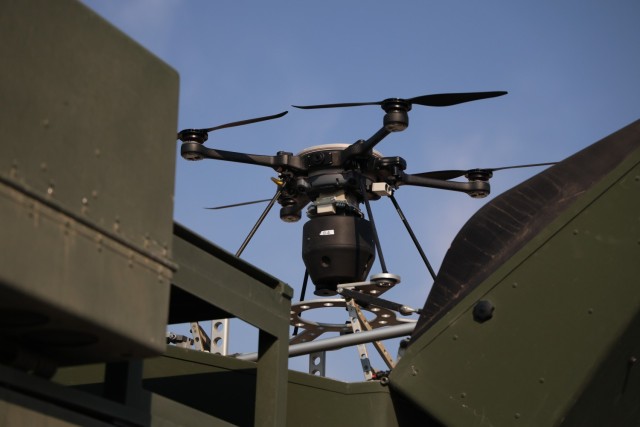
top-left (515, 412), bottom-right (521, 419)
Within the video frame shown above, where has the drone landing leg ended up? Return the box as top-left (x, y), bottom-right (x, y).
top-left (236, 189), bottom-right (281, 257)
top-left (292, 270), bottom-right (310, 336)
top-left (389, 194), bottom-right (437, 281)
top-left (359, 177), bottom-right (388, 273)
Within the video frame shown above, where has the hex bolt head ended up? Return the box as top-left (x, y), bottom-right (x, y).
top-left (473, 300), bottom-right (495, 323)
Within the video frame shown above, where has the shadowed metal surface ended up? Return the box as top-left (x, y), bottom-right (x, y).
top-left (414, 119), bottom-right (640, 337)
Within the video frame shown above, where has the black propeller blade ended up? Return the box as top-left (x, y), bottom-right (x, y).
top-left (292, 91), bottom-right (507, 110)
top-left (414, 162), bottom-right (557, 181)
top-left (200, 111), bottom-right (288, 133)
top-left (205, 198), bottom-right (272, 210)
top-left (177, 111), bottom-right (288, 143)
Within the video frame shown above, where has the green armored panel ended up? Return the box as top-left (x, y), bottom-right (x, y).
top-left (391, 120), bottom-right (640, 426)
top-left (0, 0), bottom-right (178, 367)
top-left (56, 346), bottom-right (400, 427)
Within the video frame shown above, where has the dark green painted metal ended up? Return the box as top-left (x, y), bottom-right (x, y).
top-left (56, 346), bottom-right (401, 427)
top-left (0, 0), bottom-right (178, 251)
top-left (2, 361), bottom-right (232, 426)
top-left (171, 224), bottom-right (293, 333)
top-left (3, 0), bottom-right (640, 426)
top-left (0, 0), bottom-right (178, 366)
top-left (1, 363), bottom-right (147, 426)
top-left (391, 121), bottom-right (640, 426)
top-left (171, 223), bottom-right (293, 426)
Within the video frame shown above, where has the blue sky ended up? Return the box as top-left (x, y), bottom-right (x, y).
top-left (80, 0), bottom-right (640, 380)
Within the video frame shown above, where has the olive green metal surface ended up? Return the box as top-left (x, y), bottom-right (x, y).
top-left (0, 0), bottom-right (178, 365)
top-left (3, 0), bottom-right (640, 426)
top-left (391, 120), bottom-right (640, 426)
top-left (56, 346), bottom-right (401, 427)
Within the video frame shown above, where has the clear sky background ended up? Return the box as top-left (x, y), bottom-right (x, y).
top-left (80, 0), bottom-right (640, 381)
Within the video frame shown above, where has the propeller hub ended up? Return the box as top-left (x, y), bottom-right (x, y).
top-left (380, 98), bottom-right (412, 112)
top-left (381, 99), bottom-right (411, 132)
top-left (177, 129), bottom-right (208, 144)
top-left (465, 169), bottom-right (493, 181)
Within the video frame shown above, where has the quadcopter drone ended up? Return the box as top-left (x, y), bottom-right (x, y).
top-left (177, 91), bottom-right (555, 376)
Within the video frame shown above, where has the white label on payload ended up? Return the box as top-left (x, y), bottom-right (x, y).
top-left (319, 230), bottom-right (335, 236)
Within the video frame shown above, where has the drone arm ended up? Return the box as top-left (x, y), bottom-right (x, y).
top-left (362, 127), bottom-right (392, 152)
top-left (341, 127), bottom-right (392, 161)
top-left (395, 172), bottom-right (490, 197)
top-left (180, 142), bottom-right (306, 171)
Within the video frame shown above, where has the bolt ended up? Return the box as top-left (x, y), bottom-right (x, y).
top-left (473, 300), bottom-right (495, 323)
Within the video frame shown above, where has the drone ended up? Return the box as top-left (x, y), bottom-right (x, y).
top-left (176, 91), bottom-right (555, 377)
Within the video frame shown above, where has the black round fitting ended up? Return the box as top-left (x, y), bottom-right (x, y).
top-left (473, 300), bottom-right (494, 323)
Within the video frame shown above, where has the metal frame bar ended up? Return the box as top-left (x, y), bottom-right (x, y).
top-left (171, 223), bottom-right (292, 426)
top-left (238, 322), bottom-right (416, 361)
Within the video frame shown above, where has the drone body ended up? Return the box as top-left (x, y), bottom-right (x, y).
top-left (177, 91), bottom-right (520, 295)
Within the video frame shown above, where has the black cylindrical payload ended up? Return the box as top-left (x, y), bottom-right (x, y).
top-left (302, 215), bottom-right (376, 296)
